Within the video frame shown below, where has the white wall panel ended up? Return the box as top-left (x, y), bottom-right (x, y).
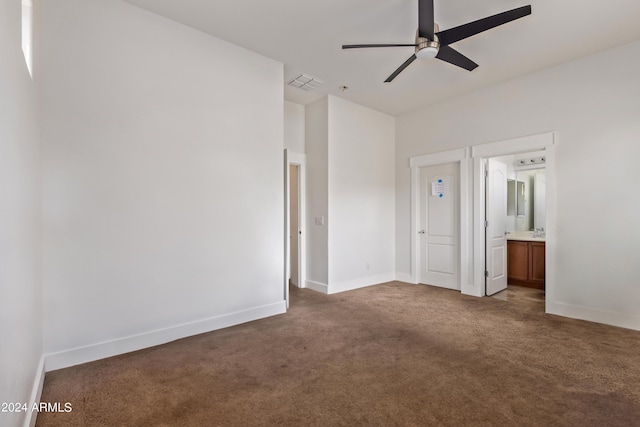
top-left (0, 0), bottom-right (43, 425)
top-left (41, 0), bottom-right (285, 358)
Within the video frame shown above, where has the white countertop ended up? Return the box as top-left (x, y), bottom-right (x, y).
top-left (506, 231), bottom-right (546, 242)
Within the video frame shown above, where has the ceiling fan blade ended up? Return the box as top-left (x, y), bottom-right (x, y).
top-left (384, 54), bottom-right (417, 82)
top-left (436, 5), bottom-right (531, 46)
top-left (435, 45), bottom-right (478, 71)
top-left (418, 0), bottom-right (435, 39)
top-left (342, 44), bottom-right (418, 49)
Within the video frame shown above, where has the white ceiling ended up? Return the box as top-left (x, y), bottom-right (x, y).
top-left (122, 0), bottom-right (640, 116)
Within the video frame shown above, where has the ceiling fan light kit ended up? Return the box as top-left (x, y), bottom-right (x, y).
top-left (415, 39), bottom-right (440, 60)
top-left (415, 25), bottom-right (439, 60)
top-left (342, 0), bottom-right (532, 82)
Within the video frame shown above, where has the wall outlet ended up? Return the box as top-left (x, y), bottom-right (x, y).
top-left (365, 262), bottom-right (370, 271)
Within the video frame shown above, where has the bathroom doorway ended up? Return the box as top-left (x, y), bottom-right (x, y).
top-left (485, 151), bottom-right (546, 295)
top-left (484, 151), bottom-right (548, 299)
top-left (472, 132), bottom-right (556, 312)
top-left (284, 150), bottom-right (306, 309)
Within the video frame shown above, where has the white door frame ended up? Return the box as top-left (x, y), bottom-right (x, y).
top-left (285, 151), bottom-right (307, 297)
top-left (471, 132), bottom-right (557, 308)
top-left (410, 148), bottom-right (470, 292)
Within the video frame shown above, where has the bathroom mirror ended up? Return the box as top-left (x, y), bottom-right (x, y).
top-left (507, 179), bottom-right (526, 217)
top-left (507, 179), bottom-right (515, 216)
top-left (512, 169), bottom-right (545, 231)
top-left (516, 181), bottom-right (525, 217)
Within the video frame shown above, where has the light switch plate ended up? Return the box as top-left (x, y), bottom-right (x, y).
top-left (314, 216), bottom-right (324, 226)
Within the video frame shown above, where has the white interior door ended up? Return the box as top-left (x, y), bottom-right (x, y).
top-left (485, 159), bottom-right (508, 296)
top-left (420, 163), bottom-right (459, 290)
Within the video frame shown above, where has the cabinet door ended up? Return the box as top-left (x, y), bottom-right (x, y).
top-left (529, 242), bottom-right (546, 284)
top-left (507, 241), bottom-right (529, 282)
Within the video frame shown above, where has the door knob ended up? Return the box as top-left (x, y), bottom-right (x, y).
top-left (418, 230), bottom-right (426, 234)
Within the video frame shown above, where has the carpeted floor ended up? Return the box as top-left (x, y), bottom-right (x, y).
top-left (37, 282), bottom-right (640, 426)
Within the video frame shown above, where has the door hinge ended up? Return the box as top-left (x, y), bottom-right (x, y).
top-left (484, 220), bottom-right (489, 228)
top-left (485, 170), bottom-right (489, 178)
top-left (484, 271), bottom-right (489, 278)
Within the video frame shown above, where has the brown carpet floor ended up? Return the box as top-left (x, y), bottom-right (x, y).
top-left (37, 282), bottom-right (640, 426)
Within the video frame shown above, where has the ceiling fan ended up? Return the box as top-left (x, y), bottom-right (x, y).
top-left (342, 0), bottom-right (532, 82)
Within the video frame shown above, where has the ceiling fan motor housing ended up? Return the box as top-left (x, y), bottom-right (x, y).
top-left (416, 37), bottom-right (440, 59)
top-left (415, 26), bottom-right (439, 60)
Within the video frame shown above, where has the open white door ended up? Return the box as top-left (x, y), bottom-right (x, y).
top-left (419, 163), bottom-right (460, 290)
top-left (485, 159), bottom-right (508, 296)
top-left (283, 149), bottom-right (290, 308)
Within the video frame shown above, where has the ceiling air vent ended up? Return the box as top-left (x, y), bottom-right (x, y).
top-left (287, 74), bottom-right (323, 91)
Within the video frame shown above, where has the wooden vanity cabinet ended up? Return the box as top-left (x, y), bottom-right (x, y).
top-left (529, 242), bottom-right (546, 284)
top-left (507, 240), bottom-right (545, 290)
top-left (507, 241), bottom-right (529, 282)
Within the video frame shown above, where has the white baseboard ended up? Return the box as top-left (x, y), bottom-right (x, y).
top-left (328, 273), bottom-right (395, 294)
top-left (547, 300), bottom-right (640, 332)
top-left (305, 280), bottom-right (328, 294)
top-left (44, 301), bottom-right (287, 372)
top-left (395, 273), bottom-right (415, 284)
top-left (23, 355), bottom-right (45, 427)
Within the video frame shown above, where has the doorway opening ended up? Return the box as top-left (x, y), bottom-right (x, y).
top-left (284, 150), bottom-right (306, 309)
top-left (472, 132), bottom-right (556, 314)
top-left (484, 152), bottom-right (547, 298)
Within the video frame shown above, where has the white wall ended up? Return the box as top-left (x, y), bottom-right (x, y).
top-left (40, 0), bottom-right (285, 366)
top-left (284, 101), bottom-right (305, 153)
top-left (305, 96), bottom-right (395, 293)
top-left (396, 40), bottom-right (640, 330)
top-left (0, 0), bottom-right (43, 425)
top-left (327, 96), bottom-right (395, 291)
top-left (305, 97), bottom-right (329, 287)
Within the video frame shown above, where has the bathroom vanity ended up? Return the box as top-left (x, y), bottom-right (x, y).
top-left (507, 232), bottom-right (545, 290)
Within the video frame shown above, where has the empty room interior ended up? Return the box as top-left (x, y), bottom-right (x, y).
top-left (2, 0), bottom-right (640, 426)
